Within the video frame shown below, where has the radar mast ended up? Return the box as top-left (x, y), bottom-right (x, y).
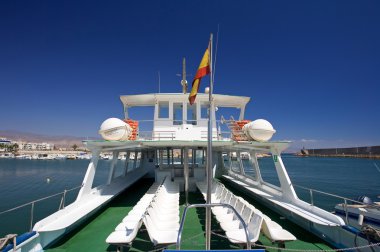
top-left (181, 57), bottom-right (188, 94)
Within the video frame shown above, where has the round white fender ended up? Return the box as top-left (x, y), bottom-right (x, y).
top-left (243, 119), bottom-right (276, 142)
top-left (98, 118), bottom-right (132, 141)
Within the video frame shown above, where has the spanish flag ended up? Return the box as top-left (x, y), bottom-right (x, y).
top-left (189, 41), bottom-right (211, 105)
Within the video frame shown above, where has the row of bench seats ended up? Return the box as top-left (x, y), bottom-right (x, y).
top-left (143, 179), bottom-right (180, 246)
top-left (196, 181), bottom-right (296, 247)
top-left (106, 182), bottom-right (162, 245)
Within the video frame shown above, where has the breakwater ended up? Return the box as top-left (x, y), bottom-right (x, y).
top-left (305, 145), bottom-right (380, 159)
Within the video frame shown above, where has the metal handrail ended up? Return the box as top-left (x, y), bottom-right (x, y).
top-left (292, 184), bottom-right (379, 207)
top-left (293, 184), bottom-right (380, 225)
top-left (0, 185), bottom-right (82, 231)
top-left (0, 185), bottom-right (82, 216)
top-left (176, 203), bottom-right (251, 250)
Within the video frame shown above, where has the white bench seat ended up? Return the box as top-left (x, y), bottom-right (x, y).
top-left (106, 181), bottom-right (163, 245)
top-left (225, 213), bottom-right (263, 244)
top-left (197, 179), bottom-right (297, 247)
top-left (143, 215), bottom-right (178, 245)
top-left (222, 175), bottom-right (340, 226)
top-left (143, 180), bottom-right (180, 246)
top-left (106, 220), bottom-right (142, 245)
top-left (262, 216), bottom-right (296, 243)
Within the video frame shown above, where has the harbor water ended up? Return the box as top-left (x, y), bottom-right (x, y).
top-left (0, 156), bottom-right (379, 237)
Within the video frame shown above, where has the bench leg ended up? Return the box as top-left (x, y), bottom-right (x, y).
top-left (277, 241), bottom-right (285, 252)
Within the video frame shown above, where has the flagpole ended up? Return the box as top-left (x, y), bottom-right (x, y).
top-left (206, 32), bottom-right (213, 251)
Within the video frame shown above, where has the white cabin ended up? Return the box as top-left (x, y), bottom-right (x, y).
top-left (120, 93), bottom-right (250, 141)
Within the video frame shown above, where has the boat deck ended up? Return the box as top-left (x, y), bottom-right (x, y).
top-left (46, 178), bottom-right (333, 252)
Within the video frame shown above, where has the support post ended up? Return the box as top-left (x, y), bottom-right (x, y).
top-left (271, 149), bottom-right (298, 201)
top-left (107, 151), bottom-right (119, 184)
top-left (123, 151), bottom-right (130, 176)
top-left (77, 150), bottom-right (100, 201)
top-left (205, 33), bottom-right (214, 251)
top-left (184, 147), bottom-right (189, 205)
top-left (250, 151), bottom-right (263, 183)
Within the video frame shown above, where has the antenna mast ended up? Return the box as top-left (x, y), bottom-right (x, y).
top-left (181, 57), bottom-right (188, 94)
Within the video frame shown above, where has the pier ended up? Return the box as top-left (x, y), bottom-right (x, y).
top-left (303, 145), bottom-right (380, 159)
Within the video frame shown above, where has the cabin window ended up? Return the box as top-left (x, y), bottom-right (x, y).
top-left (200, 102), bottom-right (208, 119)
top-left (158, 101), bottom-right (169, 118)
top-left (187, 103), bottom-right (197, 125)
top-left (173, 102), bottom-right (183, 125)
top-left (222, 152), bottom-right (231, 169)
top-left (230, 152), bottom-right (242, 173)
top-left (195, 149), bottom-right (205, 167)
top-left (241, 152), bottom-right (258, 180)
top-left (258, 154), bottom-right (281, 188)
top-left (129, 106), bottom-right (155, 121)
top-left (157, 149), bottom-right (170, 166)
top-left (216, 107), bottom-right (241, 121)
top-left (173, 149), bottom-right (182, 165)
top-left (126, 152), bottom-right (136, 170)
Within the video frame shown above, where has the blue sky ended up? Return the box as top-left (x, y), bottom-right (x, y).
top-left (0, 0), bottom-right (379, 149)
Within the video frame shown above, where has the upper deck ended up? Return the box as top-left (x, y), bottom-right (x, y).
top-left (120, 93), bottom-right (250, 141)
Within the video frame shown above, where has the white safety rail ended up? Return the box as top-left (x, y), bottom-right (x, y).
top-left (223, 174), bottom-right (344, 227)
top-left (143, 179), bottom-right (180, 246)
top-left (196, 181), bottom-right (296, 247)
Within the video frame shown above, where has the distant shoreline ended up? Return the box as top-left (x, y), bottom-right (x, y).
top-left (297, 154), bottom-right (380, 159)
top-left (300, 145), bottom-right (380, 159)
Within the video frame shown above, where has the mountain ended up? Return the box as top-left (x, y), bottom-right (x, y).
top-left (0, 130), bottom-right (99, 147)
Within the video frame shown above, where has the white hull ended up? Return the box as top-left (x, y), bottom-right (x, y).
top-left (30, 167), bottom-right (150, 248)
top-left (224, 175), bottom-right (380, 251)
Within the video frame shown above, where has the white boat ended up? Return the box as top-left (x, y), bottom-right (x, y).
top-left (335, 196), bottom-right (380, 228)
top-left (54, 154), bottom-right (67, 160)
top-left (66, 154), bottom-right (77, 160)
top-left (37, 154), bottom-right (54, 160)
top-left (76, 153), bottom-right (91, 160)
top-left (15, 154), bottom-right (32, 160)
top-left (0, 153), bottom-right (14, 159)
top-left (1, 57), bottom-right (379, 252)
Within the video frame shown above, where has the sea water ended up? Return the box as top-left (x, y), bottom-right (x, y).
top-left (0, 159), bottom-right (126, 237)
top-left (0, 157), bottom-right (379, 237)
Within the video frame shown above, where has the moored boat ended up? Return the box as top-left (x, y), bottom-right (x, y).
top-left (1, 43), bottom-right (379, 252)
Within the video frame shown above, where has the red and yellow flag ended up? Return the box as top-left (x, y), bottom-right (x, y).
top-left (189, 42), bottom-right (211, 105)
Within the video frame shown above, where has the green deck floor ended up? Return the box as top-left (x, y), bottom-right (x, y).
top-left (46, 178), bottom-right (333, 252)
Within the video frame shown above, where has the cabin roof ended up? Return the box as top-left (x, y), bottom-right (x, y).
top-left (120, 93), bottom-right (251, 108)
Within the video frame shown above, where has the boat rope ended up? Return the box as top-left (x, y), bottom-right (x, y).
top-left (0, 234), bottom-right (17, 250)
top-left (355, 224), bottom-right (380, 252)
top-left (0, 185), bottom-right (82, 216)
top-left (210, 231), bottom-right (380, 251)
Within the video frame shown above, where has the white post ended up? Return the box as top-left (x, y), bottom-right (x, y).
top-left (107, 151), bottom-right (119, 184)
top-left (206, 33), bottom-right (213, 251)
top-left (184, 147), bottom-right (189, 205)
top-left (123, 151), bottom-right (130, 176)
top-left (77, 150), bottom-right (100, 201)
top-left (250, 151), bottom-right (263, 183)
top-left (271, 149), bottom-right (298, 201)
top-left (124, 105), bottom-right (129, 119)
top-left (239, 105), bottom-right (245, 120)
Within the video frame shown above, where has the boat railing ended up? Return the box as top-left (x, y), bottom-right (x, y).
top-left (176, 203), bottom-right (251, 250)
top-left (0, 185), bottom-right (82, 232)
top-left (133, 119), bottom-right (232, 141)
top-left (292, 184), bottom-right (380, 225)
